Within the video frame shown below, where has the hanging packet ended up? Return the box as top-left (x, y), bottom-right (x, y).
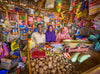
top-left (0, 42), bottom-right (9, 60)
top-left (11, 39), bottom-right (19, 51)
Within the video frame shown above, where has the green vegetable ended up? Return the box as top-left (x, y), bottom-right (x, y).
top-left (71, 53), bottom-right (80, 63)
top-left (78, 54), bottom-right (91, 63)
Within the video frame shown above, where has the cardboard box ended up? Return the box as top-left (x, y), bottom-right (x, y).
top-left (0, 55), bottom-right (19, 70)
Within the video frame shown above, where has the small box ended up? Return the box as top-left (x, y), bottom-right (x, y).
top-left (0, 55), bottom-right (19, 70)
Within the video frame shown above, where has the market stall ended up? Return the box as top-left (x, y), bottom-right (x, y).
top-left (0, 0), bottom-right (100, 74)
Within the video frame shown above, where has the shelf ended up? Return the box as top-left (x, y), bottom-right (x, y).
top-left (27, 14), bottom-right (33, 17)
top-left (85, 27), bottom-right (100, 34)
top-left (8, 11), bottom-right (17, 14)
top-left (0, 9), bottom-right (6, 12)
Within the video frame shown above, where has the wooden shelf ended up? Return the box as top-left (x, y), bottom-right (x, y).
top-left (85, 27), bottom-right (100, 34)
top-left (8, 11), bottom-right (17, 14)
top-left (28, 14), bottom-right (33, 17)
top-left (0, 9), bottom-right (5, 12)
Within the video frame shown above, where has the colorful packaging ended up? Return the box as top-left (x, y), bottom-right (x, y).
top-left (89, 0), bottom-right (100, 15)
top-left (28, 39), bottom-right (35, 50)
top-left (11, 40), bottom-right (19, 51)
top-left (0, 42), bottom-right (9, 60)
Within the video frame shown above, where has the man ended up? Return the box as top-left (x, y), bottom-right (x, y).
top-left (31, 23), bottom-right (45, 45)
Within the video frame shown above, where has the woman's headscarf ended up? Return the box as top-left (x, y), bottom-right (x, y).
top-left (60, 27), bottom-right (69, 34)
top-left (45, 25), bottom-right (56, 42)
top-left (56, 27), bottom-right (72, 42)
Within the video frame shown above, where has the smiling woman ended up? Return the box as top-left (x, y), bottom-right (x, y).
top-left (45, 25), bottom-right (56, 43)
top-left (56, 27), bottom-right (72, 42)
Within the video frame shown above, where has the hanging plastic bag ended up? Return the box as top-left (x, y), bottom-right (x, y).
top-left (3, 43), bottom-right (9, 56)
top-left (56, 0), bottom-right (62, 12)
top-left (88, 34), bottom-right (100, 42)
top-left (0, 42), bottom-right (4, 60)
top-left (0, 42), bottom-right (9, 60)
top-left (11, 39), bottom-right (19, 51)
top-left (45, 0), bottom-right (54, 9)
top-left (90, 42), bottom-right (100, 51)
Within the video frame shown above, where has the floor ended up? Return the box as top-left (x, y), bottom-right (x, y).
top-left (72, 49), bottom-right (100, 73)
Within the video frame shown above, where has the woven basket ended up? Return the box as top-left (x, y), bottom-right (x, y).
top-left (63, 40), bottom-right (92, 48)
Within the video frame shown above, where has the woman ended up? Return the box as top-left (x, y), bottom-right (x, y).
top-left (56, 27), bottom-right (72, 42)
top-left (45, 25), bottom-right (56, 43)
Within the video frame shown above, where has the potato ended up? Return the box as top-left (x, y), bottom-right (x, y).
top-left (36, 69), bottom-right (38, 72)
top-left (39, 67), bottom-right (44, 74)
top-left (36, 60), bottom-right (39, 64)
top-left (53, 60), bottom-right (57, 63)
top-left (58, 70), bottom-right (62, 74)
top-left (45, 71), bottom-right (48, 74)
top-left (31, 62), bottom-right (35, 67)
top-left (46, 58), bottom-right (49, 61)
top-left (40, 58), bottom-right (44, 61)
top-left (48, 61), bottom-right (52, 69)
top-left (35, 64), bottom-right (39, 69)
top-left (31, 68), bottom-right (35, 72)
top-left (62, 68), bottom-right (66, 72)
top-left (57, 63), bottom-right (60, 66)
top-left (39, 61), bottom-right (43, 66)
top-left (49, 56), bottom-right (52, 60)
top-left (43, 65), bottom-right (48, 70)
top-left (57, 67), bottom-right (60, 70)
top-left (33, 71), bottom-right (37, 74)
top-left (51, 69), bottom-right (56, 74)
top-left (53, 63), bottom-right (56, 67)
top-left (47, 70), bottom-right (50, 74)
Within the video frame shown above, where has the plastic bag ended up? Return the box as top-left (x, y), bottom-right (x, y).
top-left (90, 42), bottom-right (100, 51)
top-left (0, 42), bottom-right (9, 60)
top-left (88, 34), bottom-right (100, 42)
top-left (45, 0), bottom-right (54, 9)
top-left (0, 42), bottom-right (3, 60)
top-left (2, 43), bottom-right (9, 56)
